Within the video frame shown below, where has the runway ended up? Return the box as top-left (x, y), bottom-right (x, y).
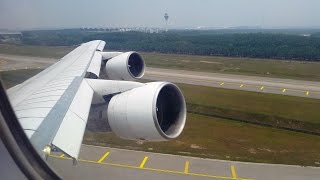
top-left (0, 53), bottom-right (57, 70)
top-left (47, 144), bottom-right (320, 180)
top-left (1, 53), bottom-right (320, 99)
top-left (144, 67), bottom-right (320, 99)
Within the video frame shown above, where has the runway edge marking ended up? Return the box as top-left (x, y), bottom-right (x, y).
top-left (97, 151), bottom-right (110, 163)
top-left (49, 154), bottom-right (255, 180)
top-left (231, 165), bottom-right (237, 179)
top-left (139, 156), bottom-right (148, 168)
top-left (184, 160), bottom-right (189, 174)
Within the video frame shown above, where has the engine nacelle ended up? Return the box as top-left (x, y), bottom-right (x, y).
top-left (107, 82), bottom-right (186, 141)
top-left (105, 51), bottom-right (145, 80)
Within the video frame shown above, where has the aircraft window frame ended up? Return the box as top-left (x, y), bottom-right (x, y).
top-left (0, 80), bottom-right (61, 180)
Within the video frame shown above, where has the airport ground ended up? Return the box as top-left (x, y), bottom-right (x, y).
top-left (1, 68), bottom-right (320, 167)
top-left (47, 145), bottom-right (320, 180)
top-left (0, 46), bottom-right (320, 167)
top-left (1, 43), bottom-right (320, 81)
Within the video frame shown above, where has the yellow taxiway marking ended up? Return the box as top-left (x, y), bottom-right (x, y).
top-left (260, 86), bottom-right (264, 91)
top-left (184, 161), bottom-right (189, 174)
top-left (97, 151), bottom-right (110, 163)
top-left (240, 84), bottom-right (244, 88)
top-left (231, 165), bottom-right (237, 179)
top-left (306, 91), bottom-right (310, 96)
top-left (59, 154), bottom-right (65, 158)
top-left (139, 156), bottom-right (149, 168)
top-left (220, 82), bottom-right (225, 86)
top-left (49, 155), bottom-right (254, 180)
top-left (282, 89), bottom-right (286, 93)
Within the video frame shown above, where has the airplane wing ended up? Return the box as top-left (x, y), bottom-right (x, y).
top-left (7, 40), bottom-right (103, 159)
top-left (6, 40), bottom-right (187, 162)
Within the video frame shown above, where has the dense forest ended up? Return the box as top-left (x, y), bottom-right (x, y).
top-left (5, 29), bottom-right (320, 61)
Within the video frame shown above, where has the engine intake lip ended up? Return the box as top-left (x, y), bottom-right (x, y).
top-left (127, 52), bottom-right (145, 79)
top-left (152, 82), bottom-right (186, 139)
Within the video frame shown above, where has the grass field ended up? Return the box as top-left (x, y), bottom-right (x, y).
top-left (1, 44), bottom-right (320, 81)
top-left (178, 83), bottom-right (320, 135)
top-left (0, 69), bottom-right (42, 88)
top-left (180, 83), bottom-right (320, 124)
top-left (84, 113), bottom-right (320, 166)
top-left (0, 44), bottom-right (72, 58)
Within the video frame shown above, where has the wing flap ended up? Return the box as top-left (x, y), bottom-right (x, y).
top-left (96, 41), bottom-right (106, 51)
top-left (86, 52), bottom-right (102, 78)
top-left (52, 79), bottom-right (93, 159)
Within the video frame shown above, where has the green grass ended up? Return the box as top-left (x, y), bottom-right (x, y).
top-left (178, 83), bottom-right (320, 135)
top-left (84, 113), bottom-right (320, 166)
top-left (0, 69), bottom-right (43, 88)
top-left (179, 83), bottom-right (320, 125)
top-left (142, 52), bottom-right (320, 81)
top-left (0, 44), bottom-right (73, 58)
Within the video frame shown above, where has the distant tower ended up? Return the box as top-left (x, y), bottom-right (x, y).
top-left (164, 13), bottom-right (169, 32)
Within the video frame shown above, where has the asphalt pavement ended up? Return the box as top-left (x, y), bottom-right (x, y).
top-left (144, 67), bottom-right (320, 99)
top-left (47, 144), bottom-right (320, 180)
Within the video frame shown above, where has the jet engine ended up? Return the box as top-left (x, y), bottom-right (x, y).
top-left (107, 81), bottom-right (186, 141)
top-left (105, 51), bottom-right (145, 80)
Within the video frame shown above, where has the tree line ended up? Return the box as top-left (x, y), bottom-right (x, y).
top-left (19, 29), bottom-right (320, 61)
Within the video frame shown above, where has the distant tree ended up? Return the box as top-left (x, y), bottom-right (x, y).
top-left (18, 29), bottom-right (320, 61)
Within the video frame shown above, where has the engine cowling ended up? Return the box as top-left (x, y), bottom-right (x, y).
top-left (105, 51), bottom-right (145, 80)
top-left (107, 82), bottom-right (186, 141)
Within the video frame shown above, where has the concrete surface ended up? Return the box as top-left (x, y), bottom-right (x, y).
top-left (47, 144), bottom-right (320, 180)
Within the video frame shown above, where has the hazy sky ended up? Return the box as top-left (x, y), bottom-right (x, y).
top-left (1, 0), bottom-right (319, 30)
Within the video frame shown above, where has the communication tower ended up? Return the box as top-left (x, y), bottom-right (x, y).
top-left (164, 13), bottom-right (169, 32)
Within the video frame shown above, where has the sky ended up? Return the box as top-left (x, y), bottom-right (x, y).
top-left (0, 0), bottom-right (319, 30)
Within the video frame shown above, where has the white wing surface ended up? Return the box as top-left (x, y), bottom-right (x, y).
top-left (7, 40), bottom-right (104, 159)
